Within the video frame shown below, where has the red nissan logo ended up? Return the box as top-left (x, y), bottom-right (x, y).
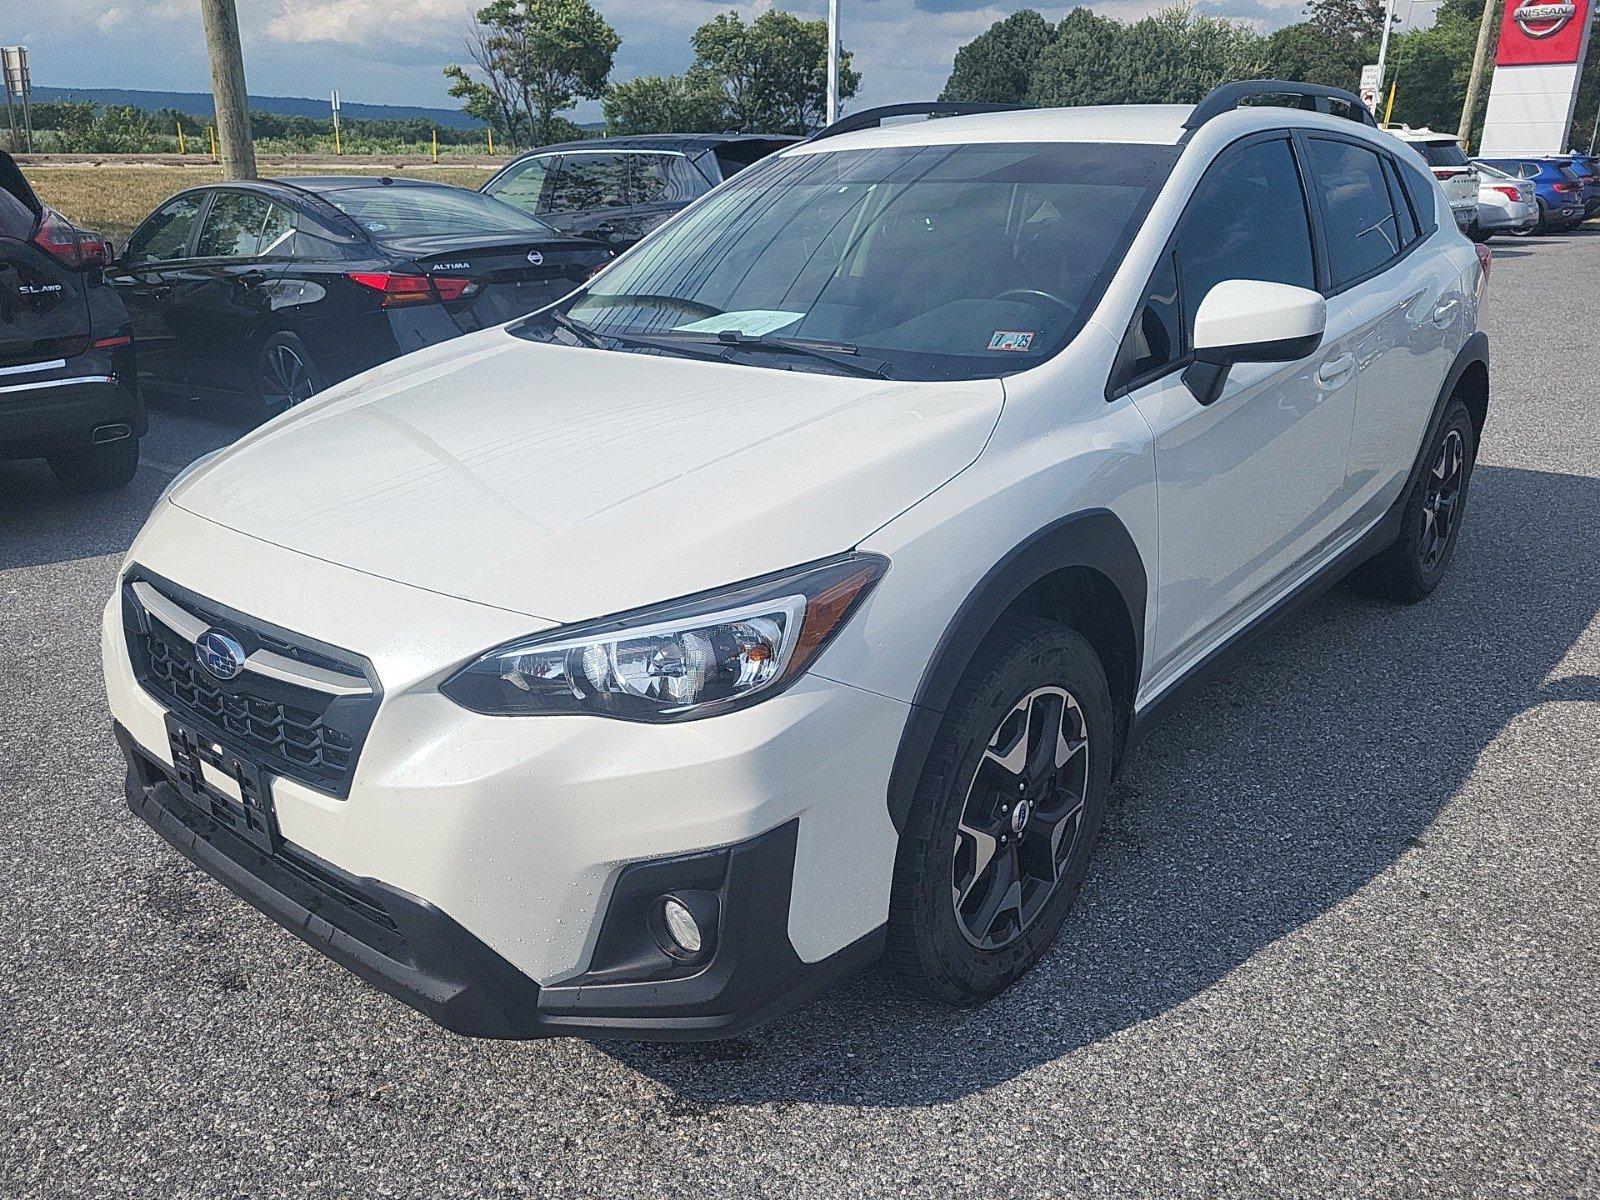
top-left (1512, 0), bottom-right (1576, 37)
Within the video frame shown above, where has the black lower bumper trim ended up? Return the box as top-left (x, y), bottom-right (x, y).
top-left (116, 723), bottom-right (881, 1041)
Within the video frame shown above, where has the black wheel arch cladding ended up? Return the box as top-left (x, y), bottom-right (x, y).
top-left (885, 507), bottom-right (1147, 833)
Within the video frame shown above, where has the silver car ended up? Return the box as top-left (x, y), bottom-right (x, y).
top-left (1474, 163), bottom-right (1539, 239)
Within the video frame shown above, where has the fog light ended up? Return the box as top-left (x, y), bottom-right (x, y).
top-left (661, 896), bottom-right (703, 955)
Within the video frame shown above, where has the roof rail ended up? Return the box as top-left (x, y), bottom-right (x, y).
top-left (1183, 80), bottom-right (1379, 137)
top-left (806, 101), bottom-right (1025, 144)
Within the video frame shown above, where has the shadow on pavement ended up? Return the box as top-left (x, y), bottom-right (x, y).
top-left (605, 463), bottom-right (1600, 1106)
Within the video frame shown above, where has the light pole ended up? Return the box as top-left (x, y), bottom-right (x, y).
top-left (832, 0), bottom-right (844, 128)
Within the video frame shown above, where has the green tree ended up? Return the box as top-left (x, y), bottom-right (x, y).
top-left (604, 74), bottom-right (728, 134)
top-left (690, 9), bottom-right (859, 134)
top-left (444, 0), bottom-right (619, 148)
top-left (940, 9), bottom-right (1054, 104)
top-left (1024, 8), bottom-right (1121, 107)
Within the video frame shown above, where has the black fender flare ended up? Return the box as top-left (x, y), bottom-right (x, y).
top-left (884, 508), bottom-right (1148, 833)
top-left (1401, 332), bottom-right (1489, 504)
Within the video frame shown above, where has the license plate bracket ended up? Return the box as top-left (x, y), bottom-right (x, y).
top-left (164, 715), bottom-right (279, 852)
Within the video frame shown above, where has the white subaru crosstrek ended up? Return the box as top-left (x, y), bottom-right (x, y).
top-left (105, 82), bottom-right (1490, 1040)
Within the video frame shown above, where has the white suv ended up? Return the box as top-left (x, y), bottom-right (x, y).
top-left (1388, 125), bottom-right (1480, 234)
top-left (104, 82), bottom-right (1489, 1040)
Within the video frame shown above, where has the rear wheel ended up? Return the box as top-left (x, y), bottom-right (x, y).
top-left (47, 436), bottom-right (140, 494)
top-left (1348, 398), bottom-right (1476, 603)
top-left (258, 333), bottom-right (325, 416)
top-left (888, 618), bottom-right (1115, 1005)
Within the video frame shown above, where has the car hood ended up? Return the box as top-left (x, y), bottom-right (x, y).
top-left (172, 330), bottom-right (1003, 622)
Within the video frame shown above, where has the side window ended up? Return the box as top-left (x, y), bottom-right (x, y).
top-left (1174, 137), bottom-right (1316, 335)
top-left (195, 191), bottom-right (274, 259)
top-left (1381, 155), bottom-right (1420, 246)
top-left (489, 155), bottom-right (554, 215)
top-left (258, 203), bottom-right (295, 257)
top-left (1120, 251), bottom-right (1181, 383)
top-left (546, 153), bottom-right (630, 213)
top-left (0, 189), bottom-right (33, 241)
top-left (123, 194), bottom-right (206, 264)
top-left (1396, 158), bottom-right (1439, 234)
top-left (1307, 138), bottom-right (1403, 289)
top-left (1116, 137), bottom-right (1314, 390)
top-left (630, 155), bottom-right (702, 205)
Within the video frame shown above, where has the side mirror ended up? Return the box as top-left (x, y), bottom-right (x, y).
top-left (1182, 279), bottom-right (1326, 406)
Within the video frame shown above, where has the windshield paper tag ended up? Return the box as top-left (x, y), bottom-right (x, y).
top-left (988, 331), bottom-right (1035, 352)
top-left (675, 310), bottom-right (804, 337)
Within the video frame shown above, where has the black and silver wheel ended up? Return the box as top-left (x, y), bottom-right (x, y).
top-left (258, 334), bottom-right (324, 415)
top-left (1348, 397), bottom-right (1476, 603)
top-left (889, 617), bottom-right (1114, 1005)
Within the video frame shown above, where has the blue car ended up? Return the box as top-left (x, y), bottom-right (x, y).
top-left (1557, 152), bottom-right (1600, 216)
top-left (1474, 157), bottom-right (1588, 231)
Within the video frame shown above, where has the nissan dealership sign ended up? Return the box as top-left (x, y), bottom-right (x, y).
top-left (1478, 0), bottom-right (1594, 153)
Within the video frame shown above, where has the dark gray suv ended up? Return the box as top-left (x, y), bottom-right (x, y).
top-left (481, 134), bottom-right (796, 251)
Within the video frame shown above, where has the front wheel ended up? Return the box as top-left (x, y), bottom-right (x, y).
top-left (258, 333), bottom-right (325, 416)
top-left (888, 618), bottom-right (1115, 1005)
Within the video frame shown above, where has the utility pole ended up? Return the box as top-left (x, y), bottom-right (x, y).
top-left (826, 0), bottom-right (840, 127)
top-left (1374, 0), bottom-right (1400, 96)
top-left (1458, 0), bottom-right (1500, 147)
top-left (199, 0), bottom-right (256, 179)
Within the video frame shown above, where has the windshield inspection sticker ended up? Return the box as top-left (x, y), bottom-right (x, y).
top-left (988, 331), bottom-right (1036, 352)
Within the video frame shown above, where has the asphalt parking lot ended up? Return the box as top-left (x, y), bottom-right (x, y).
top-left (3, 230), bottom-right (1597, 1200)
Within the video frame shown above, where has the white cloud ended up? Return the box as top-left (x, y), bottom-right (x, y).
top-left (263, 0), bottom-right (472, 47)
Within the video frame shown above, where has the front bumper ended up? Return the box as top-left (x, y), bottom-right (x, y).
top-left (104, 506), bottom-right (909, 1039)
top-left (119, 726), bottom-right (882, 1039)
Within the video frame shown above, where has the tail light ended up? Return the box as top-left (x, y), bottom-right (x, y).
top-left (1474, 242), bottom-right (1492, 300)
top-left (347, 271), bottom-right (476, 307)
top-left (1553, 182), bottom-right (1577, 193)
top-left (31, 207), bottom-right (112, 270)
top-left (1431, 168), bottom-right (1458, 180)
top-left (1491, 186), bottom-right (1522, 203)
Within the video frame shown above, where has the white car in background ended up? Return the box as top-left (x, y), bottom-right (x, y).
top-left (104, 82), bottom-right (1490, 1040)
top-left (1389, 126), bottom-right (1479, 234)
top-left (1474, 163), bottom-right (1539, 238)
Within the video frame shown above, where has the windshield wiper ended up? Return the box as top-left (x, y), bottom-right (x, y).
top-left (545, 309), bottom-right (609, 349)
top-left (707, 331), bottom-right (892, 380)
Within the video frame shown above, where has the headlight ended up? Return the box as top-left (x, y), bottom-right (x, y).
top-left (440, 553), bottom-right (887, 721)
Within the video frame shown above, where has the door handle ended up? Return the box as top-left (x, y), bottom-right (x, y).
top-left (237, 271), bottom-right (266, 287)
top-left (1431, 297), bottom-right (1460, 325)
top-left (1316, 353), bottom-right (1357, 389)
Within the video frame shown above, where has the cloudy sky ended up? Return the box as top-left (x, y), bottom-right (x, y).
top-left (11, 0), bottom-right (1401, 119)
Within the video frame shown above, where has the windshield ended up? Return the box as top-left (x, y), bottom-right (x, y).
top-left (324, 184), bottom-right (555, 240)
top-left (523, 141), bottom-right (1178, 381)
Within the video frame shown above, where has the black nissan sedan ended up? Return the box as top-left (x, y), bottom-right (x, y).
top-left (108, 176), bottom-right (612, 413)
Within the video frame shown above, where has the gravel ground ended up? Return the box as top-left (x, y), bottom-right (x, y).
top-left (1, 229), bottom-right (1597, 1200)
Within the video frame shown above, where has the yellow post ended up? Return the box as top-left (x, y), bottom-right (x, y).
top-left (177, 122), bottom-right (186, 154)
top-left (1382, 81), bottom-right (1398, 128)
top-left (334, 121), bottom-right (342, 156)
top-left (432, 128), bottom-right (439, 163)
top-left (208, 124), bottom-right (218, 159)
top-left (487, 126), bottom-right (494, 155)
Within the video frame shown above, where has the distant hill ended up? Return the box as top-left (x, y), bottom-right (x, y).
top-left (32, 86), bottom-right (484, 129)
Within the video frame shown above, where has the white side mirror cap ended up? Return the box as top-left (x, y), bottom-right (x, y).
top-left (1192, 279), bottom-right (1327, 361)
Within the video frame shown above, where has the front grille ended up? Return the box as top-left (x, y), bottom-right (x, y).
top-left (122, 570), bottom-right (380, 798)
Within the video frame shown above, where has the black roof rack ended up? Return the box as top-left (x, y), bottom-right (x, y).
top-left (806, 102), bottom-right (1025, 144)
top-left (1183, 80), bottom-right (1379, 137)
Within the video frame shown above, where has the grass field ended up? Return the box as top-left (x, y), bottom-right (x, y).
top-left (26, 164), bottom-right (498, 243)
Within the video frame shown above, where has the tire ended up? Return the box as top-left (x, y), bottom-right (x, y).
top-left (257, 333), bottom-right (325, 416)
top-left (1347, 398), bottom-right (1476, 604)
top-left (47, 436), bottom-right (141, 494)
top-left (887, 617), bottom-right (1116, 1006)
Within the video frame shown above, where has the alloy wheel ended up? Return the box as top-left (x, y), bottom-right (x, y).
top-left (263, 344), bottom-right (316, 407)
top-left (1421, 429), bottom-right (1464, 570)
top-left (953, 686), bottom-right (1090, 950)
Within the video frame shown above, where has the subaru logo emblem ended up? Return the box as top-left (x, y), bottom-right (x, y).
top-left (195, 630), bottom-right (247, 681)
top-left (526, 249), bottom-right (544, 266)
